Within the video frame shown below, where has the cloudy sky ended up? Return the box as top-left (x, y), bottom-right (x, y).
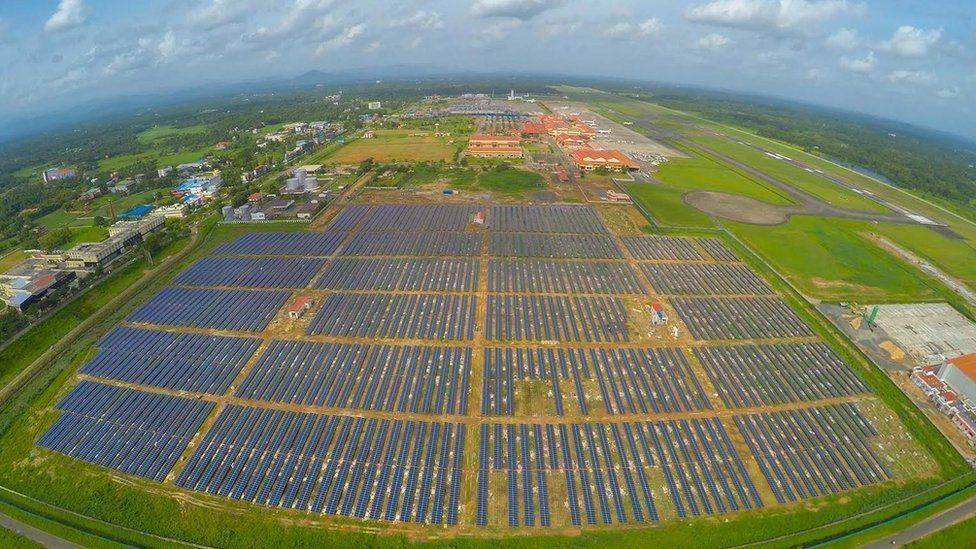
top-left (1, 0), bottom-right (974, 138)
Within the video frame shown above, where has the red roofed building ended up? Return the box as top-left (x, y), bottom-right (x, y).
top-left (288, 297), bottom-right (314, 319)
top-left (521, 122), bottom-right (545, 136)
top-left (570, 148), bottom-right (639, 171)
top-left (556, 134), bottom-right (590, 148)
top-left (467, 134), bottom-right (523, 158)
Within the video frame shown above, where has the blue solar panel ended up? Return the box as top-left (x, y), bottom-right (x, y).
top-left (38, 381), bottom-right (213, 481)
top-left (81, 326), bottom-right (261, 394)
top-left (306, 293), bottom-right (476, 340)
top-left (489, 205), bottom-right (609, 234)
top-left (175, 257), bottom-right (325, 288)
top-left (127, 287), bottom-right (289, 331)
top-left (214, 231), bottom-right (346, 256)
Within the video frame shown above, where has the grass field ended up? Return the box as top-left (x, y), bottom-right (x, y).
top-left (624, 182), bottom-right (716, 228)
top-left (910, 515), bottom-right (976, 547)
top-left (656, 151), bottom-right (796, 205)
top-left (453, 167), bottom-right (542, 196)
top-left (0, 250), bottom-right (28, 274)
top-left (875, 224), bottom-right (976, 290)
top-left (97, 147), bottom-right (210, 173)
top-left (0, 525), bottom-right (41, 549)
top-left (327, 130), bottom-right (462, 163)
top-left (37, 189), bottom-right (162, 230)
top-left (690, 135), bottom-right (891, 213)
top-left (726, 217), bottom-right (940, 302)
top-left (136, 124), bottom-right (208, 144)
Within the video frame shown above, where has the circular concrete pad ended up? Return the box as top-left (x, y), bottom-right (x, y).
top-left (684, 190), bottom-right (795, 225)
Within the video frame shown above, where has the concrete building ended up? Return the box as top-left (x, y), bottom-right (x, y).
top-left (368, 101), bottom-right (382, 110)
top-left (155, 204), bottom-right (187, 218)
top-left (43, 167), bottom-right (76, 183)
top-left (938, 354), bottom-right (976, 405)
top-left (288, 297), bottom-right (314, 319)
top-left (0, 260), bottom-right (76, 312)
top-left (62, 215), bottom-right (165, 269)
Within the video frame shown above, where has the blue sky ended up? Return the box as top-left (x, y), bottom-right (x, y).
top-left (1, 0), bottom-right (974, 138)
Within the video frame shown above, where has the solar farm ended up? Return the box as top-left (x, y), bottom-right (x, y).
top-left (35, 202), bottom-right (931, 536)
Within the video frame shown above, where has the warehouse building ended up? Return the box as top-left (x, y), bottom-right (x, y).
top-left (466, 134), bottom-right (523, 158)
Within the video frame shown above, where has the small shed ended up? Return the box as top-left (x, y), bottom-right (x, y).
top-left (288, 297), bottom-right (314, 319)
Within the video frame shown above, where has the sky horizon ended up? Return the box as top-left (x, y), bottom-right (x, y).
top-left (1, 1), bottom-right (974, 139)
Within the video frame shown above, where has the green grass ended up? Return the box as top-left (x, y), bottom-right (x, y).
top-left (63, 227), bottom-right (108, 249)
top-left (0, 525), bottom-right (42, 549)
top-left (449, 168), bottom-right (542, 197)
top-left (327, 130), bottom-right (462, 163)
top-left (136, 124), bottom-right (208, 144)
top-left (655, 151), bottom-right (796, 205)
top-left (624, 182), bottom-right (716, 228)
top-left (726, 217), bottom-right (940, 302)
top-left (0, 250), bottom-right (28, 274)
top-left (910, 515), bottom-right (976, 547)
top-left (37, 189), bottom-right (164, 231)
top-left (691, 135), bottom-right (891, 213)
top-left (97, 148), bottom-right (210, 173)
top-left (875, 223), bottom-right (976, 290)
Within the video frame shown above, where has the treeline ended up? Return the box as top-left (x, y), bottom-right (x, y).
top-left (624, 87), bottom-right (976, 216)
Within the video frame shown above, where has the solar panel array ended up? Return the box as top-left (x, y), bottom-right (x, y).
top-left (237, 341), bottom-right (470, 415)
top-left (476, 419), bottom-right (762, 526)
top-left (214, 232), bottom-right (346, 256)
top-left (39, 381), bottom-right (213, 481)
top-left (81, 326), bottom-right (261, 394)
top-left (695, 343), bottom-right (869, 407)
top-left (671, 297), bottom-right (815, 340)
top-left (39, 203), bottom-right (899, 530)
top-left (487, 295), bottom-right (629, 342)
top-left (177, 407), bottom-right (466, 524)
top-left (482, 347), bottom-right (710, 416)
top-left (307, 293), bottom-right (476, 340)
top-left (127, 287), bottom-right (289, 331)
top-left (488, 259), bottom-right (644, 294)
top-left (175, 257), bottom-right (325, 289)
top-left (489, 205), bottom-right (608, 234)
top-left (316, 257), bottom-right (479, 292)
top-left (641, 263), bottom-right (772, 296)
top-left (736, 403), bottom-right (891, 504)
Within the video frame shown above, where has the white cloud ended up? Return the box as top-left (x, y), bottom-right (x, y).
top-left (697, 33), bottom-right (731, 50)
top-left (826, 27), bottom-right (859, 50)
top-left (45, 0), bottom-right (88, 32)
top-left (936, 86), bottom-right (959, 98)
top-left (685, 0), bottom-right (861, 34)
top-left (471, 0), bottom-right (565, 20)
top-left (839, 50), bottom-right (875, 73)
top-left (315, 23), bottom-right (365, 56)
top-left (804, 67), bottom-right (826, 80)
top-left (541, 18), bottom-right (581, 37)
top-left (250, 0), bottom-right (336, 42)
top-left (605, 18), bottom-right (663, 39)
top-left (364, 40), bottom-right (381, 53)
top-left (638, 18), bottom-right (663, 36)
top-left (187, 0), bottom-right (250, 31)
top-left (471, 19), bottom-right (521, 46)
top-left (887, 69), bottom-right (934, 85)
top-left (879, 25), bottom-right (942, 58)
top-left (387, 10), bottom-right (443, 30)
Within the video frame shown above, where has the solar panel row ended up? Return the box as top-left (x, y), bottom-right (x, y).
top-left (489, 233), bottom-right (623, 259)
top-left (82, 326), bottom-right (261, 394)
top-left (487, 259), bottom-right (644, 294)
top-left (488, 205), bottom-right (609, 234)
top-left (214, 232), bottom-right (346, 256)
top-left (359, 205), bottom-right (481, 231)
top-left (316, 257), bottom-right (479, 292)
top-left (476, 418), bottom-right (761, 526)
top-left (342, 231), bottom-right (482, 257)
top-left (175, 257), bottom-right (325, 289)
top-left (307, 293), bottom-right (476, 340)
top-left (324, 204), bottom-right (371, 232)
top-left (736, 403), bottom-right (890, 504)
top-left (695, 343), bottom-right (868, 407)
top-left (236, 341), bottom-right (470, 415)
top-left (640, 263), bottom-right (772, 296)
top-left (486, 295), bottom-right (628, 342)
top-left (176, 406), bottom-right (466, 524)
top-left (622, 236), bottom-right (703, 261)
top-left (696, 237), bottom-right (740, 262)
top-left (671, 297), bottom-right (815, 340)
top-left (38, 381), bottom-right (213, 481)
top-left (127, 287), bottom-right (289, 332)
top-left (482, 347), bottom-right (710, 416)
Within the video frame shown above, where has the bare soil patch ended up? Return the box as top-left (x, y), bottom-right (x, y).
top-left (684, 190), bottom-right (796, 225)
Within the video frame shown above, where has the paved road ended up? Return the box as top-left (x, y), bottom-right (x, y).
top-left (0, 510), bottom-right (81, 548)
top-left (867, 494), bottom-right (976, 547)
